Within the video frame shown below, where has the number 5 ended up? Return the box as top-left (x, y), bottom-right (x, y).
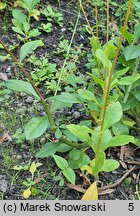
top-left (128, 203), bottom-right (134, 211)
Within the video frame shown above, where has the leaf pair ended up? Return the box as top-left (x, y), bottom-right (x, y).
top-left (82, 156), bottom-right (119, 177)
top-left (53, 155), bottom-right (75, 185)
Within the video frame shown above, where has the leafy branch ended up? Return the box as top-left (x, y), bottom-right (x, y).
top-left (96, 0), bottom-right (132, 163)
top-left (0, 39), bottom-right (79, 148)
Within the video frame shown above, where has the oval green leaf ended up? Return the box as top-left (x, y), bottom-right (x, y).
top-left (91, 127), bottom-right (112, 151)
top-left (104, 102), bottom-right (123, 130)
top-left (20, 40), bottom-right (44, 62)
top-left (118, 74), bottom-right (140, 85)
top-left (53, 155), bottom-right (68, 170)
top-left (24, 116), bottom-right (50, 140)
top-left (108, 135), bottom-right (135, 147)
top-left (36, 142), bottom-right (61, 158)
top-left (3, 79), bottom-right (39, 98)
top-left (67, 124), bottom-right (93, 142)
top-left (124, 45), bottom-right (140, 61)
top-left (101, 159), bottom-right (119, 172)
top-left (63, 167), bottom-right (75, 185)
top-left (78, 89), bottom-right (99, 106)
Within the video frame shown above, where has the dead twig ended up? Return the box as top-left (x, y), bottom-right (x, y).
top-left (98, 165), bottom-right (139, 191)
top-left (126, 160), bottom-right (140, 166)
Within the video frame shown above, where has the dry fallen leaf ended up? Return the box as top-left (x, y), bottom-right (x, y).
top-left (81, 181), bottom-right (98, 200)
top-left (0, 132), bottom-right (12, 144)
top-left (120, 146), bottom-right (128, 169)
top-left (98, 189), bottom-right (115, 196)
top-left (0, 73), bottom-right (8, 80)
top-left (67, 183), bottom-right (115, 196)
top-left (67, 183), bottom-right (86, 193)
top-left (120, 145), bottom-right (134, 168)
top-left (34, 172), bottom-right (48, 183)
top-left (23, 188), bottom-right (31, 199)
top-left (111, 16), bottom-right (119, 32)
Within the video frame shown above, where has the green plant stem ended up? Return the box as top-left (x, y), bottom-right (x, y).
top-left (0, 39), bottom-right (80, 148)
top-left (96, 0), bottom-right (132, 163)
top-left (4, 0), bottom-right (14, 7)
top-left (79, 0), bottom-right (94, 36)
top-left (123, 58), bottom-right (139, 103)
top-left (54, 9), bottom-right (81, 97)
top-left (60, 136), bottom-right (80, 148)
top-left (0, 39), bottom-right (55, 128)
top-left (106, 0), bottom-right (109, 43)
top-left (95, 4), bottom-right (98, 39)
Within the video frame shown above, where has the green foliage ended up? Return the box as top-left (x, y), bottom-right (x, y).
top-left (36, 142), bottom-right (61, 158)
top-left (12, 9), bottom-right (41, 41)
top-left (39, 23), bottom-right (52, 33)
top-left (107, 135), bottom-right (135, 148)
top-left (67, 124), bottom-right (92, 143)
top-left (41, 5), bottom-right (63, 26)
top-left (78, 89), bottom-right (100, 106)
top-left (101, 159), bottom-right (120, 172)
top-left (91, 127), bottom-right (112, 151)
top-left (53, 155), bottom-right (75, 184)
top-left (27, 55), bottom-right (57, 87)
top-left (0, 2), bottom-right (7, 10)
top-left (123, 45), bottom-right (140, 61)
top-left (3, 79), bottom-right (39, 98)
top-left (19, 0), bottom-right (40, 12)
top-left (118, 74), bottom-right (140, 85)
top-left (24, 116), bottom-right (50, 140)
top-left (1, 0), bottom-right (139, 191)
top-left (20, 40), bottom-right (44, 62)
top-left (50, 92), bottom-right (83, 111)
top-left (104, 102), bottom-right (123, 131)
top-left (68, 148), bottom-right (90, 169)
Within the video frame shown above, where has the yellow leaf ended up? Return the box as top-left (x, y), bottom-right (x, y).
top-left (14, 0), bottom-right (25, 7)
top-left (29, 162), bottom-right (36, 176)
top-left (90, 110), bottom-right (99, 123)
top-left (23, 188), bottom-right (31, 199)
top-left (81, 165), bottom-right (93, 175)
top-left (35, 162), bottom-right (42, 168)
top-left (31, 9), bottom-right (40, 20)
top-left (81, 181), bottom-right (98, 200)
top-left (0, 3), bottom-right (6, 10)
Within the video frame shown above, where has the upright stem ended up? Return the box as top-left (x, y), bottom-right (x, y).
top-left (123, 58), bottom-right (139, 103)
top-left (0, 39), bottom-right (55, 128)
top-left (54, 9), bottom-right (81, 96)
top-left (96, 0), bottom-right (132, 157)
top-left (95, 4), bottom-right (98, 39)
top-left (79, 0), bottom-right (94, 36)
top-left (0, 40), bottom-right (80, 148)
top-left (106, 0), bottom-right (109, 43)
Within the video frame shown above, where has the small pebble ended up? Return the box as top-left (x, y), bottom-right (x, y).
top-left (72, 111), bottom-right (80, 119)
top-left (16, 155), bottom-right (22, 160)
top-left (16, 106), bottom-right (26, 113)
top-left (7, 73), bottom-right (12, 78)
top-left (0, 175), bottom-right (8, 192)
top-left (40, 137), bottom-right (46, 144)
top-left (17, 103), bottom-right (23, 107)
top-left (112, 171), bottom-right (118, 174)
top-left (20, 92), bottom-right (26, 97)
top-left (40, 112), bottom-right (46, 116)
top-left (26, 96), bottom-right (33, 104)
top-left (36, 105), bottom-right (43, 111)
top-left (80, 35), bottom-right (84, 40)
top-left (6, 66), bottom-right (12, 73)
top-left (61, 28), bottom-right (66, 32)
top-left (132, 174), bottom-right (137, 180)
